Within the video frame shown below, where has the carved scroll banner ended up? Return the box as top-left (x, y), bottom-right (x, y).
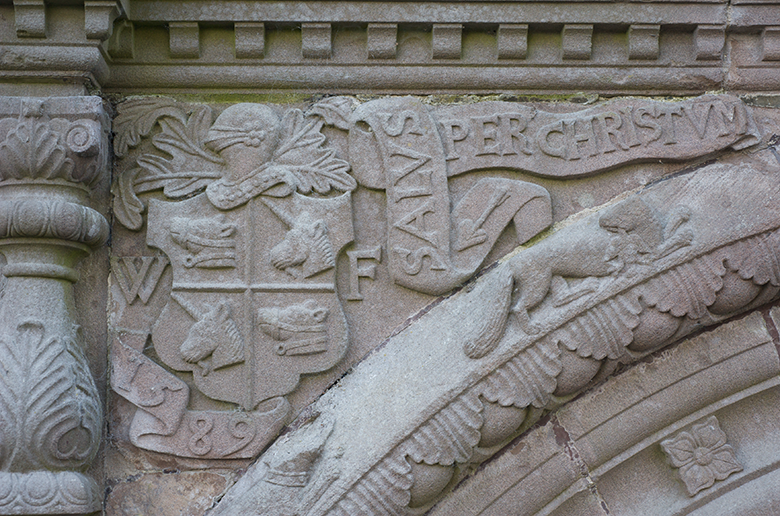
top-left (350, 98), bottom-right (553, 295)
top-left (435, 94), bottom-right (760, 177)
top-left (349, 94), bottom-right (759, 295)
top-left (112, 337), bottom-right (289, 459)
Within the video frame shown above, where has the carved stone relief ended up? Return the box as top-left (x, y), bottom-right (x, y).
top-left (210, 144), bottom-right (780, 515)
top-left (661, 416), bottom-right (743, 496)
top-left (428, 310), bottom-right (780, 515)
top-left (4, 0), bottom-right (780, 512)
top-left (102, 90), bottom-right (780, 515)
top-left (348, 95), bottom-right (757, 295)
top-left (0, 96), bottom-right (109, 514)
top-left (111, 99), bottom-right (357, 460)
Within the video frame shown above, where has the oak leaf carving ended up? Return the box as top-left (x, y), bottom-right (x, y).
top-left (110, 166), bottom-right (145, 230)
top-left (113, 100), bottom-right (225, 229)
top-left (113, 99), bottom-right (356, 230)
top-left (274, 109), bottom-right (356, 195)
top-left (113, 97), bottom-right (186, 158)
top-left (307, 96), bottom-right (356, 131)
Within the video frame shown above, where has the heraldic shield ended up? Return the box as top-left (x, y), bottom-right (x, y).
top-left (148, 191), bottom-right (353, 410)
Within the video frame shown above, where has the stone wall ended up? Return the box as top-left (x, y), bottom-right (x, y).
top-left (1, 1), bottom-right (780, 515)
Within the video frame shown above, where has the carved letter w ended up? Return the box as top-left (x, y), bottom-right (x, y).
top-left (113, 256), bottom-right (169, 304)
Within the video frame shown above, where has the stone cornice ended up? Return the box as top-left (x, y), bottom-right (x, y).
top-left (2, 1), bottom-right (780, 94)
top-left (124, 1), bottom-right (729, 24)
top-left (101, 0), bottom-right (780, 94)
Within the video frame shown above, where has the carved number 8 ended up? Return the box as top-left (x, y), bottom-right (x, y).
top-left (188, 415), bottom-right (214, 455)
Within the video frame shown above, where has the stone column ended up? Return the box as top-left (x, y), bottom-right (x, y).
top-left (0, 97), bottom-right (109, 514)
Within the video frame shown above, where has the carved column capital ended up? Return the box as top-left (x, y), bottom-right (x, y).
top-left (0, 97), bottom-right (109, 186)
top-left (0, 96), bottom-right (109, 515)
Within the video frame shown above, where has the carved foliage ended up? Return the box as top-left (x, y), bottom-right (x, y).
top-left (0, 471), bottom-right (100, 513)
top-left (554, 293), bottom-right (642, 361)
top-left (0, 322), bottom-right (101, 473)
top-left (0, 117), bottom-right (69, 180)
top-left (0, 99), bottom-right (105, 188)
top-left (402, 392), bottom-right (483, 467)
top-left (112, 98), bottom-right (356, 230)
top-left (273, 108), bottom-right (355, 195)
top-left (113, 97), bottom-right (186, 158)
top-left (642, 255), bottom-right (726, 319)
top-left (719, 231), bottom-right (780, 287)
top-left (307, 96), bottom-right (355, 131)
top-left (331, 454), bottom-right (412, 516)
top-left (478, 338), bottom-right (563, 409)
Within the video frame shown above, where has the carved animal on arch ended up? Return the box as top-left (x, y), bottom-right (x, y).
top-left (206, 159), bottom-right (780, 516)
top-left (325, 216), bottom-right (780, 516)
top-left (506, 196), bottom-right (693, 335)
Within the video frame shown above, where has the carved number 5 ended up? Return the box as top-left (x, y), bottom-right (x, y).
top-left (188, 415), bottom-right (214, 456)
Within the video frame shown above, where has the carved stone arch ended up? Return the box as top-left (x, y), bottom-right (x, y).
top-left (208, 149), bottom-right (780, 516)
top-left (429, 311), bottom-right (780, 515)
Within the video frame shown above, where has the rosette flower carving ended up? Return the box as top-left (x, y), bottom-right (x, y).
top-left (661, 416), bottom-right (743, 496)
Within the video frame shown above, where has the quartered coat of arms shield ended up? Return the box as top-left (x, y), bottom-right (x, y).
top-left (148, 192), bottom-right (352, 410)
top-left (137, 101), bottom-right (356, 411)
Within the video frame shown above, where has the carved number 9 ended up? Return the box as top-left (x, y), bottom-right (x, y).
top-left (222, 415), bottom-right (257, 456)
